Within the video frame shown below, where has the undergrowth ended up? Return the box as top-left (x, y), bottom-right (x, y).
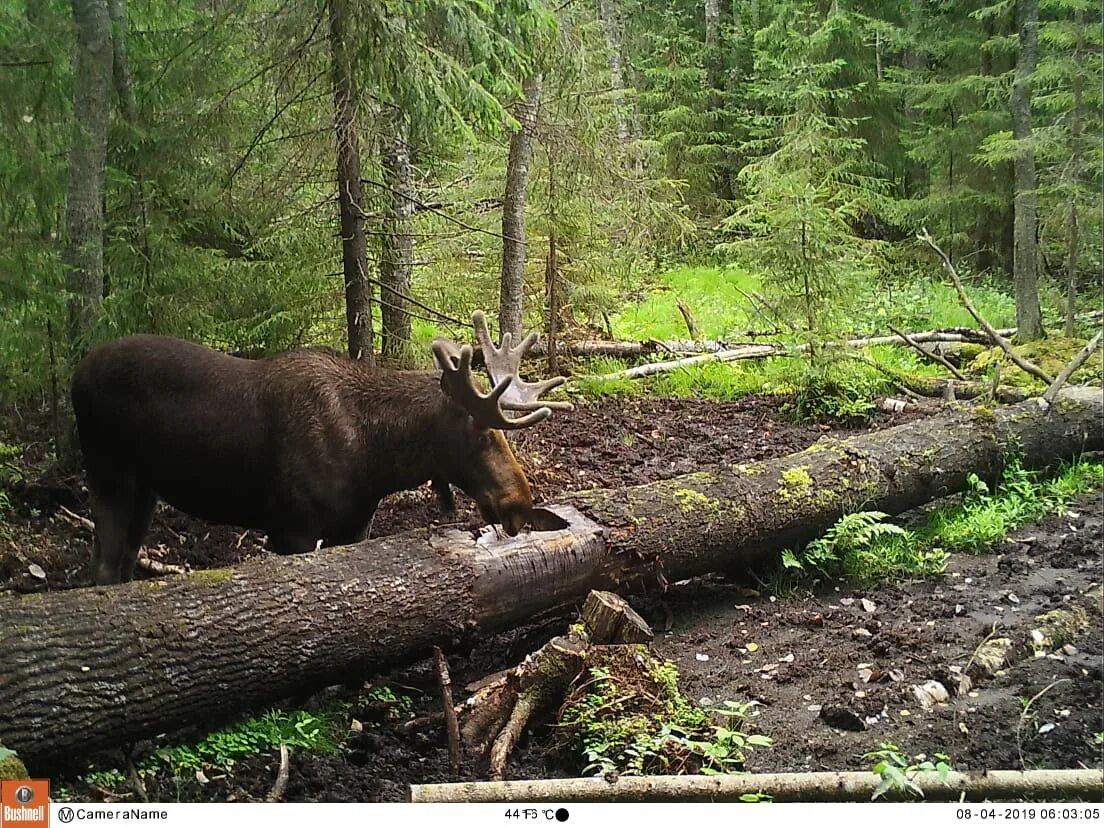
top-left (559, 648), bottom-right (771, 777)
top-left (774, 458), bottom-right (1103, 587)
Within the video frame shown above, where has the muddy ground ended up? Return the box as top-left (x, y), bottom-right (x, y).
top-left (1, 395), bottom-right (1101, 801)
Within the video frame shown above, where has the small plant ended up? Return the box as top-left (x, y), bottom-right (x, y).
top-left (930, 459), bottom-right (1104, 553)
top-left (561, 650), bottom-right (771, 776)
top-left (780, 510), bottom-right (928, 584)
top-left (782, 356), bottom-right (887, 424)
top-left (864, 741), bottom-right (952, 800)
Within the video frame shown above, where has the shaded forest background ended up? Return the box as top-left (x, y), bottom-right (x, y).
top-left (1, 0), bottom-right (1100, 407)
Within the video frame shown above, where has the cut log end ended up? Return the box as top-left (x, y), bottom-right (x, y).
top-left (582, 590), bottom-right (654, 644)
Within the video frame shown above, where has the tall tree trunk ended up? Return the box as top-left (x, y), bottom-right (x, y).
top-left (106, 0), bottom-right (136, 122)
top-left (1011, 0), bottom-right (1043, 342)
top-left (703, 0), bottom-right (721, 90)
top-left (327, 0), bottom-right (373, 362)
top-left (380, 122), bottom-right (414, 365)
top-left (64, 0), bottom-right (112, 362)
top-left (596, 0), bottom-right (631, 144)
top-left (499, 73), bottom-right (542, 339)
top-left (1064, 12), bottom-right (1083, 338)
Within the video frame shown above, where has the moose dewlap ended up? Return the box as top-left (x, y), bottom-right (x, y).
top-left (71, 311), bottom-right (571, 585)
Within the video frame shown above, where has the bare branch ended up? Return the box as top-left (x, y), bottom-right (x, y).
top-left (919, 231), bottom-right (1054, 384)
top-left (1042, 331), bottom-right (1102, 406)
top-left (888, 324), bottom-right (967, 381)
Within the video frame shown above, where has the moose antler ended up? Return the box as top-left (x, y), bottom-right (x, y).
top-left (432, 311), bottom-right (572, 430)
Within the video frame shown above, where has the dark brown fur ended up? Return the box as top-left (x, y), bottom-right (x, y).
top-left (71, 335), bottom-right (534, 584)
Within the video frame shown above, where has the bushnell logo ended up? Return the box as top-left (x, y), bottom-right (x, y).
top-left (1, 780), bottom-right (49, 828)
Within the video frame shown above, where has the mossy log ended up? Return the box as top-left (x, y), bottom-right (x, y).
top-left (0, 389), bottom-right (1100, 768)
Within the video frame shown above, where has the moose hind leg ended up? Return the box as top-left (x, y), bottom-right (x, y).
top-left (119, 487), bottom-right (157, 583)
top-left (89, 490), bottom-right (134, 586)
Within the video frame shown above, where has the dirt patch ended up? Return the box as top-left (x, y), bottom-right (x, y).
top-left (3, 396), bottom-right (1100, 801)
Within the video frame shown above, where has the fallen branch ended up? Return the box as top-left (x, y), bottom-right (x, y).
top-left (578, 329), bottom-right (1019, 383)
top-left (1042, 331), bottom-right (1102, 407)
top-left (410, 768), bottom-right (1104, 802)
top-left (889, 324), bottom-right (966, 381)
top-left (919, 231), bottom-right (1054, 384)
top-left (265, 744), bottom-right (289, 803)
top-left (433, 646), bottom-right (461, 776)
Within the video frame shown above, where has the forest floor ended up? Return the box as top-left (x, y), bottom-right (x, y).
top-left (1, 395), bottom-right (1101, 801)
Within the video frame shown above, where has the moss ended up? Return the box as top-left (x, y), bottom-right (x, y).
top-left (781, 466), bottom-right (813, 489)
top-left (673, 488), bottom-right (721, 514)
top-left (0, 752), bottom-right (29, 780)
top-left (972, 405), bottom-right (996, 420)
top-left (968, 337), bottom-right (1103, 388)
top-left (186, 568), bottom-right (235, 585)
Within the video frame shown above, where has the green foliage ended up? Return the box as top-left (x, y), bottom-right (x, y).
top-left (74, 704), bottom-right (351, 791)
top-left (784, 511), bottom-right (911, 578)
top-left (864, 741), bottom-right (952, 800)
top-left (928, 458), bottom-right (1103, 553)
top-left (775, 458), bottom-right (1102, 589)
top-left (561, 655), bottom-right (771, 776)
top-left (782, 355), bottom-right (887, 423)
top-left (144, 708), bottom-right (344, 777)
top-left (611, 265), bottom-right (763, 341)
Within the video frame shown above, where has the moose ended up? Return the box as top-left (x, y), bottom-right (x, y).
top-left (71, 312), bottom-right (571, 585)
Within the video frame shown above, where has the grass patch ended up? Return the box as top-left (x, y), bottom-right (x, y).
top-left (774, 458), bottom-right (1103, 588)
top-left (612, 265), bottom-right (764, 341)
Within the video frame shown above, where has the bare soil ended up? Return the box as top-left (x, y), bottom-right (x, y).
top-left (1, 395), bottom-right (1100, 802)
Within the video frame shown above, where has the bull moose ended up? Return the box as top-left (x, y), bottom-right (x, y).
top-left (71, 311), bottom-right (571, 585)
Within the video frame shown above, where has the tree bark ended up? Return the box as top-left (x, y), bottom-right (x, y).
top-left (327, 0), bottom-right (374, 362)
top-left (2, 389), bottom-right (1101, 767)
top-left (596, 0), bottom-right (632, 145)
top-left (106, 0), bottom-right (136, 122)
top-left (499, 73), bottom-right (542, 339)
top-left (1064, 10), bottom-right (1083, 338)
top-left (64, 0), bottom-right (113, 361)
top-left (1011, 0), bottom-right (1042, 342)
top-left (379, 122), bottom-right (414, 365)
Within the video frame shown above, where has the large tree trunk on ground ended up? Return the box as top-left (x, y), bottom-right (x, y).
top-left (64, 0), bottom-right (113, 361)
top-left (1011, 0), bottom-right (1043, 342)
top-left (499, 73), bottom-right (542, 339)
top-left (327, 0), bottom-right (373, 362)
top-left (2, 390), bottom-right (1101, 767)
top-left (379, 123), bottom-right (414, 365)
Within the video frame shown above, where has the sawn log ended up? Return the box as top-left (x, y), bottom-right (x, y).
top-left (0, 388), bottom-right (1100, 767)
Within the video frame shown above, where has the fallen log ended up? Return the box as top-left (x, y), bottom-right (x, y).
top-left (409, 768), bottom-right (1104, 802)
top-left (580, 329), bottom-right (1018, 382)
top-left (1, 388), bottom-right (1100, 767)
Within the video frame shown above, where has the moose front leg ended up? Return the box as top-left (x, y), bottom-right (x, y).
top-left (432, 479), bottom-right (456, 514)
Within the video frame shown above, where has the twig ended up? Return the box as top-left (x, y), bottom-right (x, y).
top-left (57, 505), bottom-right (95, 533)
top-left (266, 744), bottom-right (290, 802)
top-left (1016, 680), bottom-right (1070, 770)
top-left (731, 285), bottom-right (784, 333)
top-left (1042, 331), bottom-right (1102, 406)
top-left (919, 231), bottom-right (1054, 384)
top-left (135, 549), bottom-right (189, 577)
top-left (433, 646), bottom-right (462, 775)
top-left (888, 324), bottom-right (967, 381)
top-left (125, 750), bottom-right (149, 803)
